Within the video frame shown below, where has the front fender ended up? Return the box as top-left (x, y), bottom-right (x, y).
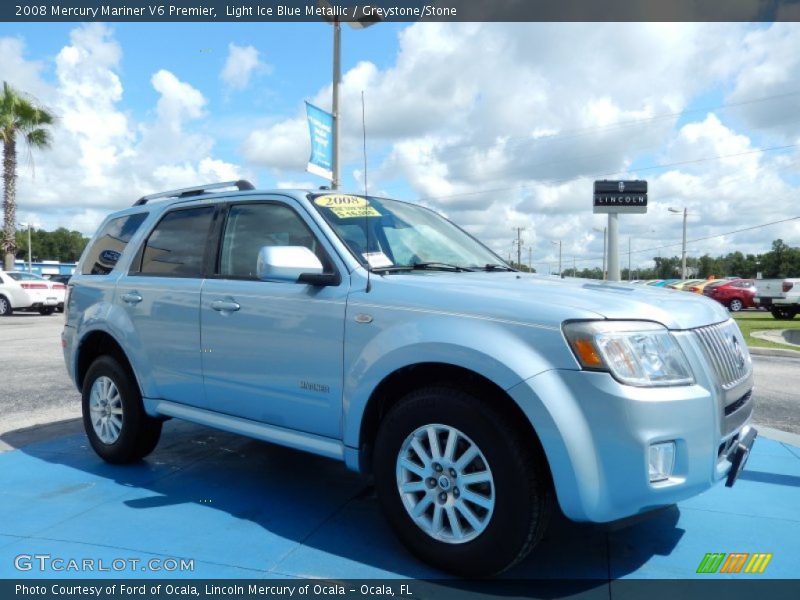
top-left (341, 310), bottom-right (570, 449)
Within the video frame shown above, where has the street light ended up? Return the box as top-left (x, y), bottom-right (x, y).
top-left (551, 240), bottom-right (562, 277)
top-left (593, 226), bottom-right (607, 280)
top-left (19, 221), bottom-right (32, 273)
top-left (668, 207), bottom-right (688, 278)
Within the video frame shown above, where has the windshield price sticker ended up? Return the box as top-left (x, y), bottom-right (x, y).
top-left (362, 252), bottom-right (394, 268)
top-left (314, 195), bottom-right (381, 219)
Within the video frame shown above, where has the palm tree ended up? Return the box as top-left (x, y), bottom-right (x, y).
top-left (1, 82), bottom-right (54, 271)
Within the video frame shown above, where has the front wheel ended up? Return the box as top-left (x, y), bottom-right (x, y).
top-left (0, 296), bottom-right (12, 316)
top-left (771, 307), bottom-right (797, 320)
top-left (82, 356), bottom-right (162, 463)
top-left (728, 298), bottom-right (743, 312)
top-left (373, 386), bottom-right (553, 576)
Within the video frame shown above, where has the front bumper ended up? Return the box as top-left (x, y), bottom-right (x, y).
top-left (507, 331), bottom-right (754, 523)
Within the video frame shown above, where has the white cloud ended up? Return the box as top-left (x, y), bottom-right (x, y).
top-left (6, 24), bottom-right (246, 236)
top-left (220, 43), bottom-right (268, 91)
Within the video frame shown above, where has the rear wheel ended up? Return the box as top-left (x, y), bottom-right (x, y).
top-left (373, 386), bottom-right (553, 576)
top-left (38, 307), bottom-right (55, 316)
top-left (82, 355), bottom-right (162, 463)
top-left (0, 296), bottom-right (12, 316)
top-left (771, 307), bottom-right (797, 320)
top-left (728, 298), bottom-right (743, 312)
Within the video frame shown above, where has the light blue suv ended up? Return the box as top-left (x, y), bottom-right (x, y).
top-left (62, 181), bottom-right (756, 576)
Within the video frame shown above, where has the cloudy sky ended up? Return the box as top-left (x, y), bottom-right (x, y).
top-left (1, 21), bottom-right (799, 272)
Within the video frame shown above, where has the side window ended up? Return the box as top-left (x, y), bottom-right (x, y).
top-left (138, 207), bottom-right (214, 277)
top-left (81, 213), bottom-right (147, 275)
top-left (219, 203), bottom-right (330, 279)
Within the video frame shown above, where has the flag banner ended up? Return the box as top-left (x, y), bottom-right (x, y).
top-left (305, 102), bottom-right (334, 182)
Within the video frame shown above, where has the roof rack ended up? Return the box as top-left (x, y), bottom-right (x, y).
top-left (133, 180), bottom-right (255, 206)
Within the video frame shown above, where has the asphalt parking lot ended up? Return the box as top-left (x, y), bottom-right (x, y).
top-left (1, 314), bottom-right (799, 585)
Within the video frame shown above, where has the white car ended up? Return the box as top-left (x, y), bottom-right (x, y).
top-left (0, 271), bottom-right (66, 316)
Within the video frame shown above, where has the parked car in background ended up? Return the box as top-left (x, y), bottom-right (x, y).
top-left (0, 271), bottom-right (66, 316)
top-left (667, 279), bottom-right (704, 290)
top-left (650, 279), bottom-right (679, 287)
top-left (704, 279), bottom-right (756, 312)
top-left (686, 279), bottom-right (721, 294)
top-left (754, 278), bottom-right (800, 320)
top-left (46, 274), bottom-right (72, 286)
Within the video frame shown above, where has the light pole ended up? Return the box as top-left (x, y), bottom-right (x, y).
top-left (19, 221), bottom-right (32, 272)
top-left (322, 3), bottom-right (380, 190)
top-left (593, 226), bottom-right (607, 280)
top-left (669, 207), bottom-right (688, 278)
top-left (551, 240), bottom-right (562, 277)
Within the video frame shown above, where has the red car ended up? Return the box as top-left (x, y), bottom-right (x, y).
top-left (704, 279), bottom-right (756, 312)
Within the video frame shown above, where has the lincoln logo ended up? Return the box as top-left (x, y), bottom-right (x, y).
top-left (618, 181), bottom-right (625, 192)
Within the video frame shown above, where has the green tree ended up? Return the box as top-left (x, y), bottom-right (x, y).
top-left (1, 82), bottom-right (55, 270)
top-left (15, 227), bottom-right (88, 263)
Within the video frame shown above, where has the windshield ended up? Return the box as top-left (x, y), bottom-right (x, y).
top-left (310, 194), bottom-right (508, 272)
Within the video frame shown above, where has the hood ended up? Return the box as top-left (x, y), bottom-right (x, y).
top-left (366, 272), bottom-right (730, 331)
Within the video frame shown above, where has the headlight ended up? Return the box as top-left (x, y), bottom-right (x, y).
top-left (563, 321), bottom-right (694, 387)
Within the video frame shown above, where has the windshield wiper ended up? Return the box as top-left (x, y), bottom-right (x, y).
top-left (372, 261), bottom-right (475, 273)
top-left (483, 264), bottom-right (516, 272)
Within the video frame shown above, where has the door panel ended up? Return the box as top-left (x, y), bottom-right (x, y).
top-left (200, 200), bottom-right (348, 439)
top-left (117, 205), bottom-right (214, 405)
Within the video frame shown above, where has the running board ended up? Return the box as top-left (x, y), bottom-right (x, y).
top-left (144, 399), bottom-right (344, 460)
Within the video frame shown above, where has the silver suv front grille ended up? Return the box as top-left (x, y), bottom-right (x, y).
top-left (692, 320), bottom-right (752, 390)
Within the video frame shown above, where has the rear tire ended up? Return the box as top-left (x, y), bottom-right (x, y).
top-left (82, 356), bottom-right (162, 464)
top-left (771, 307), bottom-right (797, 320)
top-left (728, 298), bottom-right (743, 312)
top-left (0, 296), bottom-right (12, 316)
top-left (38, 307), bottom-right (55, 316)
top-left (373, 386), bottom-right (553, 576)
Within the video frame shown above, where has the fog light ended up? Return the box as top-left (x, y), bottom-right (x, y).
top-left (649, 442), bottom-right (676, 482)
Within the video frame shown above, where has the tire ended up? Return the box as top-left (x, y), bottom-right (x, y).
top-left (728, 298), bottom-right (743, 312)
top-left (373, 386), bottom-right (553, 577)
top-left (82, 355), bottom-right (162, 464)
top-left (0, 296), bottom-right (12, 316)
top-left (38, 307), bottom-right (55, 316)
top-left (771, 307), bottom-right (797, 320)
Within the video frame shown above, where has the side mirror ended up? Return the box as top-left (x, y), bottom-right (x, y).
top-left (256, 246), bottom-right (339, 285)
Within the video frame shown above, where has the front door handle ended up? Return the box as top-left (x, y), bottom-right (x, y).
top-left (211, 300), bottom-right (241, 312)
top-left (121, 291), bottom-right (142, 304)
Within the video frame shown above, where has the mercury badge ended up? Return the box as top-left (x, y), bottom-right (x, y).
top-left (731, 335), bottom-right (746, 369)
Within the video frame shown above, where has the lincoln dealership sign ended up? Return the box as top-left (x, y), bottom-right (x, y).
top-left (593, 180), bottom-right (648, 214)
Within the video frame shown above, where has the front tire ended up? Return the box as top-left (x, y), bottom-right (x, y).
top-left (0, 296), bottom-right (12, 316)
top-left (82, 356), bottom-right (162, 463)
top-left (373, 386), bottom-right (553, 576)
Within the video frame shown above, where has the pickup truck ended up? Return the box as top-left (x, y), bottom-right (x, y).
top-left (62, 182), bottom-right (757, 576)
top-left (754, 278), bottom-right (800, 319)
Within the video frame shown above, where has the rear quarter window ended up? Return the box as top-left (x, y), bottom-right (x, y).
top-left (81, 213), bottom-right (148, 275)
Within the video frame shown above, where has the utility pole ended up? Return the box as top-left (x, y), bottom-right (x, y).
top-left (669, 207), bottom-right (688, 278)
top-left (513, 227), bottom-right (525, 268)
top-left (528, 247), bottom-right (532, 273)
top-left (573, 256), bottom-right (576, 277)
top-left (628, 236), bottom-right (631, 282)
top-left (551, 240), bottom-right (562, 277)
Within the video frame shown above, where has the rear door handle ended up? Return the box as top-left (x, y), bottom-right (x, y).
top-left (211, 300), bottom-right (241, 312)
top-left (121, 292), bottom-right (142, 304)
